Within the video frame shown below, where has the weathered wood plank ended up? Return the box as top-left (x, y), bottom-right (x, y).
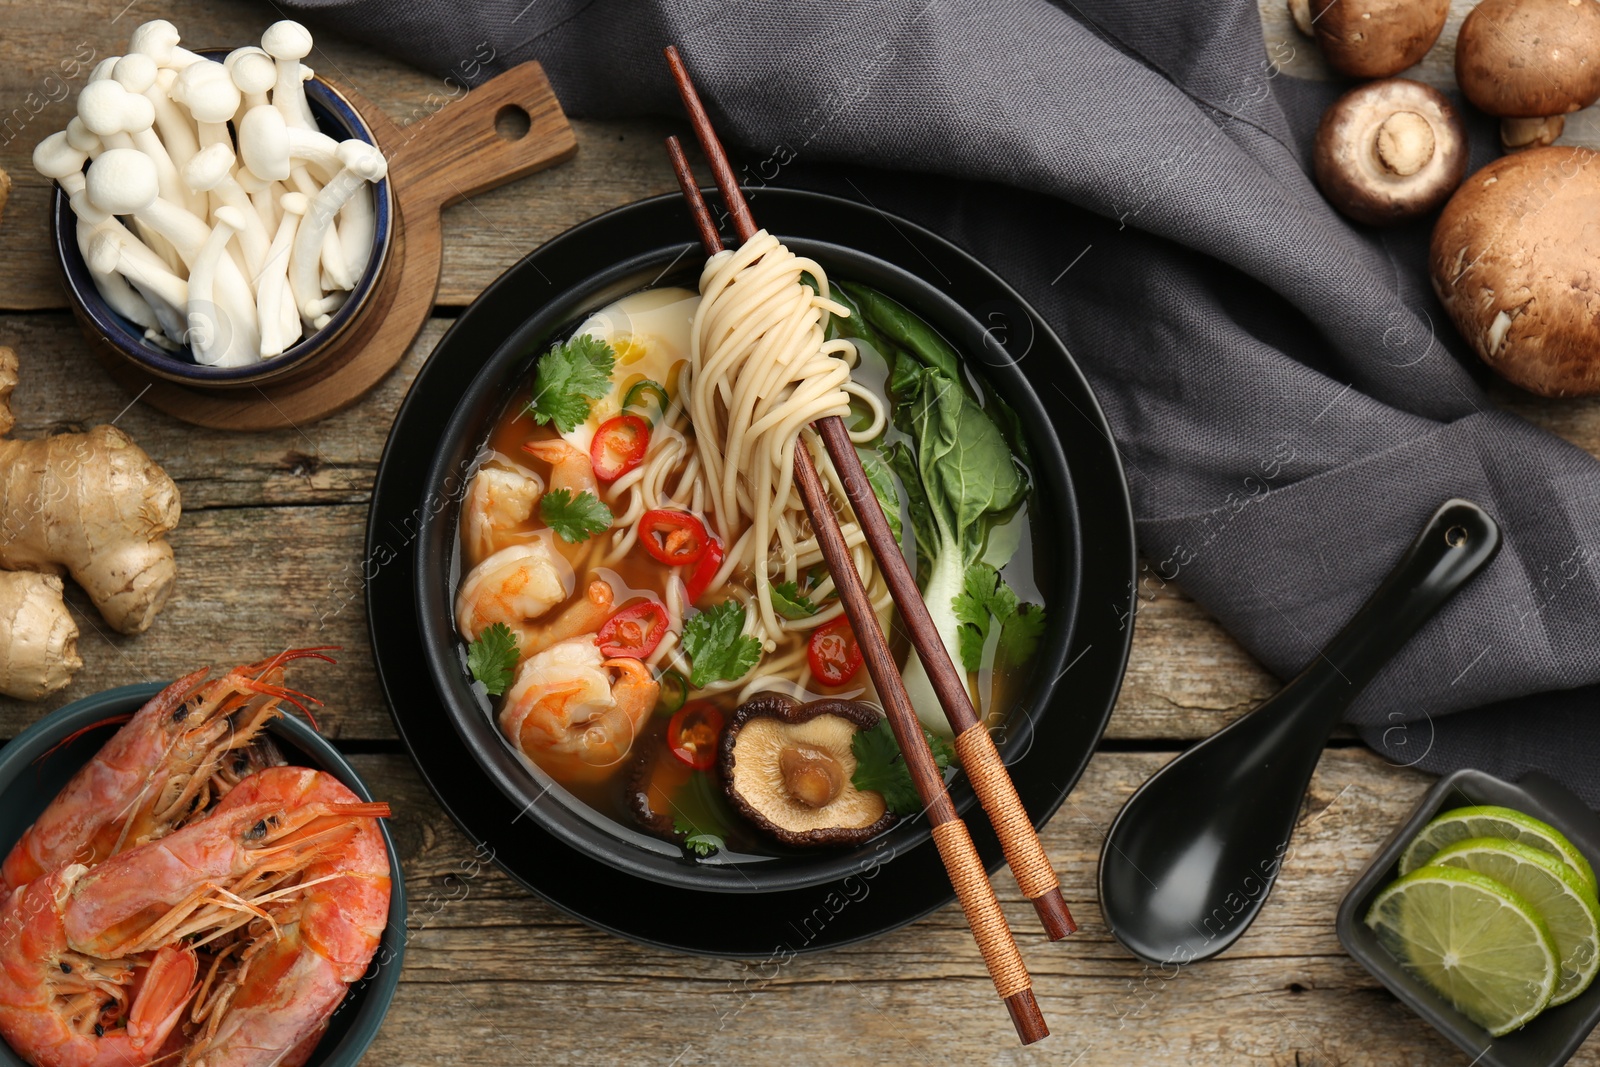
top-left (356, 746), bottom-right (1592, 1065)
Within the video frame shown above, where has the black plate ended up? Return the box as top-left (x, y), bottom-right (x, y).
top-left (367, 188), bottom-right (1134, 954)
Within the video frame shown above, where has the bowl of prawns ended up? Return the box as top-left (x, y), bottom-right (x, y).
top-left (0, 648), bottom-right (404, 1067)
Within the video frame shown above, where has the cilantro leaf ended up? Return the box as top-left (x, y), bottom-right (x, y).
top-left (539, 488), bottom-right (613, 543)
top-left (769, 581), bottom-right (818, 620)
top-left (952, 562), bottom-right (1046, 673)
top-left (466, 622), bottom-right (519, 696)
top-left (671, 770), bottom-right (731, 857)
top-left (851, 718), bottom-right (956, 815)
top-left (526, 334), bottom-right (615, 432)
top-left (681, 600), bottom-right (762, 689)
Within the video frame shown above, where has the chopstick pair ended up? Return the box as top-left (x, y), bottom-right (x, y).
top-left (662, 46), bottom-right (1067, 1046)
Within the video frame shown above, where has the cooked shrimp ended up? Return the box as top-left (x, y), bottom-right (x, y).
top-left (454, 537), bottom-right (572, 643)
top-left (60, 768), bottom-right (389, 966)
top-left (461, 465), bottom-right (542, 561)
top-left (177, 767), bottom-right (390, 1067)
top-left (519, 579), bottom-right (615, 659)
top-left (498, 638), bottom-right (659, 784)
top-left (2, 648), bottom-right (331, 892)
top-left (0, 865), bottom-right (198, 1067)
top-left (522, 439), bottom-right (598, 496)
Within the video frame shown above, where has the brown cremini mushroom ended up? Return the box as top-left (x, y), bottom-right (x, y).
top-left (1314, 79), bottom-right (1467, 226)
top-left (1430, 146), bottom-right (1600, 396)
top-left (720, 694), bottom-right (893, 848)
top-left (1309, 0), bottom-right (1449, 78)
top-left (1457, 0), bottom-right (1600, 155)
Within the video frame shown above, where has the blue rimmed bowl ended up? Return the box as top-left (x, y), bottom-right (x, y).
top-left (50, 55), bottom-right (394, 388)
top-left (0, 682), bottom-right (405, 1067)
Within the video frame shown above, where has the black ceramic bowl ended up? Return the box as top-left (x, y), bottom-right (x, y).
top-left (0, 682), bottom-right (405, 1067)
top-left (1338, 768), bottom-right (1600, 1067)
top-left (413, 190), bottom-right (1101, 894)
top-left (51, 55), bottom-right (393, 388)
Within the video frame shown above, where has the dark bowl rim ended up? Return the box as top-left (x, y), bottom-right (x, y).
top-left (410, 190), bottom-right (1109, 894)
top-left (50, 56), bottom-right (393, 385)
top-left (0, 681), bottom-right (405, 1067)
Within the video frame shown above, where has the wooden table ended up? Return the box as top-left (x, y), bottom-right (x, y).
top-left (2, 1), bottom-right (1597, 1063)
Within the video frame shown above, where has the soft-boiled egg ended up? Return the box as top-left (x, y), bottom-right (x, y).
top-left (559, 287), bottom-right (699, 454)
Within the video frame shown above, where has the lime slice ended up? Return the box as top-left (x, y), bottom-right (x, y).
top-left (1399, 806), bottom-right (1597, 893)
top-left (1429, 837), bottom-right (1600, 1006)
top-left (1366, 866), bottom-right (1558, 1036)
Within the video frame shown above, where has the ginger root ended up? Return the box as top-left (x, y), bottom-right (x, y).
top-left (0, 572), bottom-right (81, 699)
top-left (0, 346), bottom-right (180, 699)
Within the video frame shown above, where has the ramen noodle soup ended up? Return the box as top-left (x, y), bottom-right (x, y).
top-left (453, 234), bottom-right (1047, 857)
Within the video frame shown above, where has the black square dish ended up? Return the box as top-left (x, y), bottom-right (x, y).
top-left (1337, 768), bottom-right (1600, 1066)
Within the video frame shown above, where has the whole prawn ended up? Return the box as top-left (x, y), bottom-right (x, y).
top-left (0, 866), bottom-right (198, 1067)
top-left (61, 766), bottom-right (391, 1067)
top-left (2, 648), bottom-right (334, 891)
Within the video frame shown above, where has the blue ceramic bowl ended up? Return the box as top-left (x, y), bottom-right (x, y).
top-left (0, 682), bottom-right (405, 1067)
top-left (51, 57), bottom-right (393, 387)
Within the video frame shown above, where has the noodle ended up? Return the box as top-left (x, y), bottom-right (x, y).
top-left (593, 230), bottom-right (891, 692)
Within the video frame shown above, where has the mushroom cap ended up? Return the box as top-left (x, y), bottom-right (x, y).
top-left (171, 61), bottom-right (241, 124)
top-left (1456, 0), bottom-right (1600, 118)
top-left (86, 147), bottom-right (160, 216)
top-left (77, 80), bottom-right (154, 138)
top-left (33, 131), bottom-right (88, 181)
top-left (238, 104), bottom-right (291, 181)
top-left (65, 117), bottom-right (99, 154)
top-left (112, 53), bottom-right (158, 95)
top-left (183, 142), bottom-right (236, 192)
top-left (261, 21), bottom-right (314, 62)
top-left (1310, 0), bottom-right (1449, 79)
top-left (129, 19), bottom-right (181, 64)
top-left (337, 139), bottom-right (388, 182)
top-left (720, 694), bottom-right (893, 847)
top-left (1430, 145), bottom-right (1600, 396)
top-left (1314, 79), bottom-right (1467, 226)
top-left (227, 48), bottom-right (278, 96)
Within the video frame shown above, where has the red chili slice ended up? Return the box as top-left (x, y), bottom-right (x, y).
top-left (595, 600), bottom-right (669, 659)
top-left (589, 415), bottom-right (650, 482)
top-left (807, 617), bottom-right (863, 686)
top-left (667, 701), bottom-right (725, 771)
top-left (684, 537), bottom-right (725, 604)
top-left (638, 509), bottom-right (709, 566)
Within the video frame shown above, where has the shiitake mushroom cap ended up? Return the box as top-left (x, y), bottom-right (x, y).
top-left (719, 693), bottom-right (894, 848)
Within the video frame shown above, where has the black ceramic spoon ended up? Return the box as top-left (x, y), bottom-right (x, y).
top-left (1100, 499), bottom-right (1502, 964)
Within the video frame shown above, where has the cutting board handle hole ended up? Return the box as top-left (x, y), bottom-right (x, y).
top-left (495, 104), bottom-right (532, 142)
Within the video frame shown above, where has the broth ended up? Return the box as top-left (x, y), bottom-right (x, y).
top-left (455, 279), bottom-right (1048, 857)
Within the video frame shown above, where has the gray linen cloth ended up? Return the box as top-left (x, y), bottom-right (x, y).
top-left (277, 0), bottom-right (1600, 802)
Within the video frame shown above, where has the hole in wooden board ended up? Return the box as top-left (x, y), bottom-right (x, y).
top-left (495, 104), bottom-right (531, 142)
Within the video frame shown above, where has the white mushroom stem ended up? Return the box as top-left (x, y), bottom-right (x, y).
top-left (1374, 111), bottom-right (1436, 176)
top-left (238, 104), bottom-right (340, 181)
top-left (119, 55), bottom-right (202, 202)
top-left (129, 20), bottom-right (205, 71)
top-left (88, 229), bottom-right (189, 344)
top-left (339, 184), bottom-right (377, 283)
top-left (184, 143), bottom-right (272, 276)
top-left (257, 193), bottom-right (306, 358)
top-left (58, 186), bottom-right (164, 332)
top-left (288, 141), bottom-right (384, 318)
top-left (86, 148), bottom-right (260, 361)
top-left (186, 206), bottom-right (249, 365)
top-left (235, 167), bottom-right (281, 233)
top-left (261, 21), bottom-right (317, 130)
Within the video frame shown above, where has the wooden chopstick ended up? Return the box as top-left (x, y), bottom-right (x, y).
top-left (661, 47), bottom-right (1075, 943)
top-left (665, 92), bottom-right (1048, 1048)
top-left (665, 135), bottom-right (1048, 1045)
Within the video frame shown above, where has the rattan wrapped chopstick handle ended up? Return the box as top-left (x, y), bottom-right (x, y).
top-left (956, 725), bottom-right (1076, 935)
top-left (815, 416), bottom-right (1075, 939)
